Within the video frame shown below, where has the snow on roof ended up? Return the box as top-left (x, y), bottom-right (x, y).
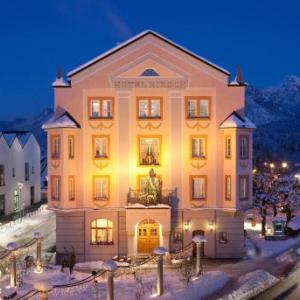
top-left (219, 111), bottom-right (256, 129)
top-left (67, 30), bottom-right (229, 78)
top-left (42, 112), bottom-right (80, 130)
top-left (0, 131), bottom-right (34, 148)
top-left (52, 77), bottom-right (70, 87)
top-left (287, 215), bottom-right (300, 231)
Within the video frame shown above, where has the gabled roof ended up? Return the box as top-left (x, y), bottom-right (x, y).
top-left (0, 131), bottom-right (34, 148)
top-left (219, 111), bottom-right (256, 129)
top-left (42, 111), bottom-right (80, 130)
top-left (67, 30), bottom-right (230, 78)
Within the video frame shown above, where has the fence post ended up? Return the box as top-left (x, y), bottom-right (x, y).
top-left (192, 235), bottom-right (207, 277)
top-left (6, 242), bottom-right (17, 287)
top-left (34, 281), bottom-right (53, 300)
top-left (34, 232), bottom-right (43, 273)
top-left (102, 260), bottom-right (118, 300)
top-left (153, 246), bottom-right (168, 296)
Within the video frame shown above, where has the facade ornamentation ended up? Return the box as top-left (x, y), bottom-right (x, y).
top-left (88, 121), bottom-right (113, 130)
top-left (190, 160), bottom-right (207, 169)
top-left (185, 121), bottom-right (210, 130)
top-left (50, 161), bottom-right (60, 169)
top-left (93, 160), bottom-right (110, 169)
top-left (137, 121), bottom-right (162, 130)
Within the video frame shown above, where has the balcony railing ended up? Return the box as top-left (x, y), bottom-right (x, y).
top-left (127, 188), bottom-right (177, 207)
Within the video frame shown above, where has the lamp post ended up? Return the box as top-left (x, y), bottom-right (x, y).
top-left (17, 182), bottom-right (23, 223)
top-left (102, 260), bottom-right (118, 300)
top-left (153, 246), bottom-right (168, 296)
top-left (192, 235), bottom-right (207, 277)
top-left (6, 242), bottom-right (17, 288)
top-left (34, 232), bottom-right (43, 273)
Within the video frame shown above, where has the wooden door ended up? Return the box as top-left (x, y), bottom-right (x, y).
top-left (138, 219), bottom-right (160, 254)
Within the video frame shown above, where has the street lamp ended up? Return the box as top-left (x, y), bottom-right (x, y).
top-left (270, 163), bottom-right (275, 169)
top-left (281, 162), bottom-right (288, 169)
top-left (17, 182), bottom-right (23, 223)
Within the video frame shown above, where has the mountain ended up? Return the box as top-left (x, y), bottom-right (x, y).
top-left (246, 75), bottom-right (300, 163)
top-left (0, 108), bottom-right (53, 156)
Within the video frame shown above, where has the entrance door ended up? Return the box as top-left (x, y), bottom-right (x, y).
top-left (138, 219), bottom-right (160, 254)
top-left (30, 186), bottom-right (35, 206)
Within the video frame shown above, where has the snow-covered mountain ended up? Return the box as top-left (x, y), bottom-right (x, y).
top-left (246, 75), bottom-right (300, 163)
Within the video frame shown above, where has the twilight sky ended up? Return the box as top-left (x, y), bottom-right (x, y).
top-left (0, 0), bottom-right (299, 121)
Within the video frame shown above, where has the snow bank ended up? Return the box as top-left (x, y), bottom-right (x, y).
top-left (287, 215), bottom-right (300, 231)
top-left (220, 270), bottom-right (279, 300)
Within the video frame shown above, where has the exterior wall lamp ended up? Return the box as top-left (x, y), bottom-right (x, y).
top-left (183, 220), bottom-right (190, 232)
top-left (209, 221), bottom-right (215, 232)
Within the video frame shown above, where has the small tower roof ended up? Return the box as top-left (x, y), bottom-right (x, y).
top-left (52, 67), bottom-right (70, 87)
top-left (229, 66), bottom-right (247, 86)
top-left (219, 111), bottom-right (256, 129)
top-left (42, 111), bottom-right (80, 130)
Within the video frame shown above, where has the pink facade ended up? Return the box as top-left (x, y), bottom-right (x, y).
top-left (43, 31), bottom-right (254, 262)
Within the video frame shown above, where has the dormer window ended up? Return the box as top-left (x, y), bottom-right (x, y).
top-left (137, 97), bottom-right (162, 119)
top-left (89, 98), bottom-right (113, 119)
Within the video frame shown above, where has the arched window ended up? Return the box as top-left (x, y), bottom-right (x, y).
top-left (91, 219), bottom-right (113, 245)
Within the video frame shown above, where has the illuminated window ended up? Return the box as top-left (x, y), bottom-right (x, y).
top-left (190, 175), bottom-right (207, 200)
top-left (225, 136), bottom-right (231, 159)
top-left (68, 176), bottom-right (75, 201)
top-left (51, 176), bottom-right (61, 201)
top-left (89, 98), bottom-right (113, 119)
top-left (91, 218), bottom-right (113, 245)
top-left (139, 136), bottom-right (161, 166)
top-left (93, 176), bottom-right (109, 200)
top-left (239, 135), bottom-right (249, 159)
top-left (51, 135), bottom-right (60, 159)
top-left (68, 135), bottom-right (75, 159)
top-left (186, 97), bottom-right (210, 118)
top-left (191, 136), bottom-right (207, 159)
top-left (137, 97), bottom-right (162, 119)
top-left (239, 175), bottom-right (249, 200)
top-left (0, 165), bottom-right (5, 186)
top-left (93, 136), bottom-right (109, 159)
top-left (225, 175), bottom-right (231, 200)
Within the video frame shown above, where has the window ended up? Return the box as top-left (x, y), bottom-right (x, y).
top-left (190, 175), bottom-right (207, 200)
top-left (25, 163), bottom-right (30, 181)
top-left (225, 136), bottom-right (231, 159)
top-left (93, 176), bottom-right (109, 201)
top-left (68, 176), bottom-right (75, 201)
top-left (51, 176), bottom-right (61, 201)
top-left (225, 175), bottom-right (231, 200)
top-left (0, 195), bottom-right (5, 216)
top-left (12, 168), bottom-right (15, 178)
top-left (14, 191), bottom-right (19, 212)
top-left (0, 165), bottom-right (5, 186)
top-left (89, 98), bottom-right (113, 119)
top-left (139, 136), bottom-right (161, 166)
top-left (191, 136), bottom-right (207, 159)
top-left (186, 97), bottom-right (210, 119)
top-left (137, 97), bottom-right (162, 119)
top-left (239, 135), bottom-right (249, 159)
top-left (51, 135), bottom-right (60, 159)
top-left (32, 166), bottom-right (35, 174)
top-left (68, 135), bottom-right (75, 159)
top-left (219, 232), bottom-right (228, 244)
top-left (93, 136), bottom-right (109, 159)
top-left (239, 175), bottom-right (249, 200)
top-left (91, 218), bottom-right (113, 245)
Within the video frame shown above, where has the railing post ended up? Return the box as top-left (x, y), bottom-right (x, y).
top-left (34, 281), bottom-right (53, 300)
top-left (6, 242), bottom-right (17, 288)
top-left (153, 246), bottom-right (168, 296)
top-left (102, 260), bottom-right (118, 300)
top-left (34, 232), bottom-right (43, 273)
top-left (192, 235), bottom-right (207, 277)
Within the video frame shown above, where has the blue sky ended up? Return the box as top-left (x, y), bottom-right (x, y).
top-left (0, 0), bottom-right (299, 121)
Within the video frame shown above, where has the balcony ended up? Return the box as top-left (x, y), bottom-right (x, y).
top-left (127, 188), bottom-right (177, 207)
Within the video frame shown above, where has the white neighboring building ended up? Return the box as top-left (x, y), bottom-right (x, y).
top-left (0, 131), bottom-right (41, 217)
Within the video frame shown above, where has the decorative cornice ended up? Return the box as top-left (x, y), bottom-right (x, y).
top-left (185, 121), bottom-right (210, 130)
top-left (88, 121), bottom-right (114, 130)
top-left (137, 121), bottom-right (162, 130)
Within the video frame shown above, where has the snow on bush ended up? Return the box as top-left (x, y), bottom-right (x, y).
top-left (220, 270), bottom-right (279, 300)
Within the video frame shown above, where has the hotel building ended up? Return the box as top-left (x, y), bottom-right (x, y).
top-left (43, 31), bottom-right (255, 262)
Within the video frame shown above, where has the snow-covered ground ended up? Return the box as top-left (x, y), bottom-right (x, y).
top-left (5, 265), bottom-right (230, 300)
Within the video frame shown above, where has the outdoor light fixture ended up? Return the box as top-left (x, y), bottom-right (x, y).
top-left (281, 162), bottom-right (288, 168)
top-left (209, 221), bottom-right (215, 232)
top-left (252, 169), bottom-right (257, 174)
top-left (183, 220), bottom-right (190, 232)
top-left (269, 163), bottom-right (275, 169)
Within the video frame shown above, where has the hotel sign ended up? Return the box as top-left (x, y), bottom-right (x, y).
top-left (112, 78), bottom-right (188, 89)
